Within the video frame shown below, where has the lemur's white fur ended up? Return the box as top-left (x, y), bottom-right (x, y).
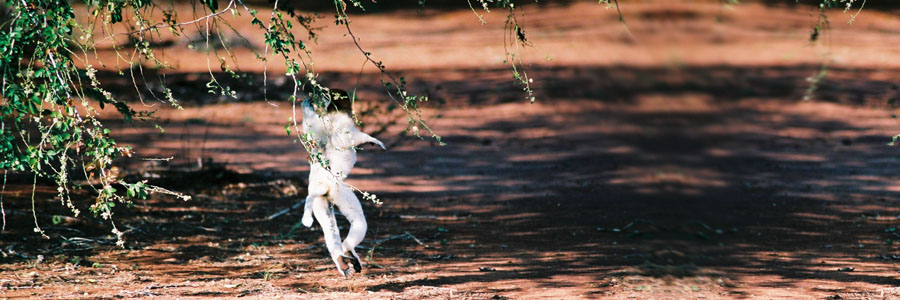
top-left (300, 97), bottom-right (384, 277)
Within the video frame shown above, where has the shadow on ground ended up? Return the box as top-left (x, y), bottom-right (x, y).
top-left (4, 64), bottom-right (900, 298)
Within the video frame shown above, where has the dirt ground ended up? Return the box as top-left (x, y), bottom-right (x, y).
top-left (5, 1), bottom-right (900, 299)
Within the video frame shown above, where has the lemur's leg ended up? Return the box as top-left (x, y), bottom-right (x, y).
top-left (301, 194), bottom-right (316, 228)
top-left (332, 185), bottom-right (367, 273)
top-left (302, 180), bottom-right (328, 228)
top-left (311, 195), bottom-right (352, 277)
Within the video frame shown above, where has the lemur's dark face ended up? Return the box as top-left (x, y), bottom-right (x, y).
top-left (327, 89), bottom-right (353, 116)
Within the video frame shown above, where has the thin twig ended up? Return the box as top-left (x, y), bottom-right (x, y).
top-left (403, 231), bottom-right (426, 247)
top-left (262, 0), bottom-right (281, 104)
top-left (371, 233), bottom-right (407, 245)
top-left (398, 214), bottom-right (468, 221)
top-left (1, 169), bottom-right (6, 231)
top-left (266, 199), bottom-right (306, 220)
top-left (370, 232), bottom-right (427, 248)
top-left (96, 0), bottom-right (237, 45)
top-left (31, 174), bottom-right (47, 239)
top-left (611, 0), bottom-right (633, 39)
top-left (141, 156), bottom-right (174, 161)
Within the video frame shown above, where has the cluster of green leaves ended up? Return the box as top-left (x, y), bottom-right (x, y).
top-left (0, 0), bottom-right (200, 245)
top-left (0, 0), bottom-right (152, 244)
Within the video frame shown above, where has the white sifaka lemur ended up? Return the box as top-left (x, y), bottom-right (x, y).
top-left (300, 89), bottom-right (385, 277)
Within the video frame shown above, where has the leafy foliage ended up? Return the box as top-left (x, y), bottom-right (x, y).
top-left (0, 0), bottom-right (158, 244)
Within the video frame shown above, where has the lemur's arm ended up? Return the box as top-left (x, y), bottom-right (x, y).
top-left (352, 131), bottom-right (386, 150)
top-left (301, 98), bottom-right (329, 148)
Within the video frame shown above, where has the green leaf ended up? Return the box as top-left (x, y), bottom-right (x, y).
top-left (888, 134), bottom-right (900, 146)
top-left (110, 5), bottom-right (123, 24)
top-left (204, 0), bottom-right (219, 11)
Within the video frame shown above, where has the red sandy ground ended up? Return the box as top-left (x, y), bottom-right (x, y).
top-left (4, 1), bottom-right (900, 299)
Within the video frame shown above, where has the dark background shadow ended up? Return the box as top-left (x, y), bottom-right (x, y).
top-left (4, 63), bottom-right (900, 297)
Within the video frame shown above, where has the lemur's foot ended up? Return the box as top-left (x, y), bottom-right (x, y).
top-left (341, 252), bottom-right (363, 274)
top-left (301, 212), bottom-right (314, 228)
top-left (332, 255), bottom-right (354, 277)
top-left (337, 266), bottom-right (354, 277)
